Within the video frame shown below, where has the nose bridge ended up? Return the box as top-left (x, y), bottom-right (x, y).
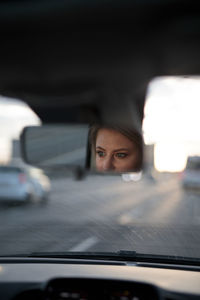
top-left (103, 153), bottom-right (114, 171)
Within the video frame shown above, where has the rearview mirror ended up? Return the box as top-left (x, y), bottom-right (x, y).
top-left (20, 124), bottom-right (143, 173)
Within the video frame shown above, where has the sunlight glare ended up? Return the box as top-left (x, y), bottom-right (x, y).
top-left (143, 77), bottom-right (200, 172)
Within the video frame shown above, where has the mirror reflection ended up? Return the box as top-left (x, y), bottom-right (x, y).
top-left (21, 125), bottom-right (89, 168)
top-left (89, 125), bottom-right (143, 173)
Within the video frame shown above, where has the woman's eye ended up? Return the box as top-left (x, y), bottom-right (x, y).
top-left (96, 151), bottom-right (105, 157)
top-left (116, 153), bottom-right (127, 158)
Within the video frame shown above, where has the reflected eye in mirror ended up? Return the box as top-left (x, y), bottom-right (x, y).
top-left (115, 153), bottom-right (128, 158)
top-left (89, 125), bottom-right (143, 173)
top-left (96, 150), bottom-right (106, 158)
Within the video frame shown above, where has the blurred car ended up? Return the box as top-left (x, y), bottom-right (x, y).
top-left (0, 165), bottom-right (50, 204)
top-left (27, 166), bottom-right (51, 202)
top-left (181, 156), bottom-right (200, 191)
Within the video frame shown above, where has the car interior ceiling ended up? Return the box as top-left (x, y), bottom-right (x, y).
top-left (0, 1), bottom-right (200, 122)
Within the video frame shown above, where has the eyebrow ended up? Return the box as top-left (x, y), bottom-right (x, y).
top-left (96, 146), bottom-right (106, 151)
top-left (96, 146), bottom-right (129, 152)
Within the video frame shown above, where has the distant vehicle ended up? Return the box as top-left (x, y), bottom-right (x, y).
top-left (27, 167), bottom-right (51, 202)
top-left (0, 165), bottom-right (51, 204)
top-left (181, 156), bottom-right (200, 191)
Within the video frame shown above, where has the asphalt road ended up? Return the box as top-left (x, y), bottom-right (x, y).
top-left (0, 173), bottom-right (200, 258)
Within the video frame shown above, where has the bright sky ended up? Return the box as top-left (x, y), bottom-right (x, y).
top-left (143, 76), bottom-right (200, 172)
top-left (1, 77), bottom-right (200, 171)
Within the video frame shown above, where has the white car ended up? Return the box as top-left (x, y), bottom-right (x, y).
top-left (0, 165), bottom-right (50, 204)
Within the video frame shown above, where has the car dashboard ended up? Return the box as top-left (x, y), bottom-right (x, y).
top-left (0, 258), bottom-right (200, 300)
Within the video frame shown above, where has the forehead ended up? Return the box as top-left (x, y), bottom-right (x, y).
top-left (96, 128), bottom-right (134, 149)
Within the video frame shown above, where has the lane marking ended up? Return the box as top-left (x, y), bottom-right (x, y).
top-left (69, 236), bottom-right (98, 252)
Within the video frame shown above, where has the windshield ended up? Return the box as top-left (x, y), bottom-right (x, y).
top-left (0, 77), bottom-right (200, 261)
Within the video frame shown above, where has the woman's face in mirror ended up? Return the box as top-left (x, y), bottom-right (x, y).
top-left (95, 128), bottom-right (140, 172)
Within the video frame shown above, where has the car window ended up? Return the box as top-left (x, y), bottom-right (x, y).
top-left (186, 158), bottom-right (200, 170)
top-left (0, 167), bottom-right (22, 173)
top-left (0, 77), bottom-right (200, 261)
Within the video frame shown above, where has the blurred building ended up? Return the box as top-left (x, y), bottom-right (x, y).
top-left (144, 144), bottom-right (154, 173)
top-left (11, 139), bottom-right (20, 158)
top-left (10, 139), bottom-right (24, 166)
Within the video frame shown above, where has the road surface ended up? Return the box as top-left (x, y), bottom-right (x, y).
top-left (0, 173), bottom-right (200, 258)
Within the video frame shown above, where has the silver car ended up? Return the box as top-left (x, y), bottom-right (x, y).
top-left (0, 165), bottom-right (50, 204)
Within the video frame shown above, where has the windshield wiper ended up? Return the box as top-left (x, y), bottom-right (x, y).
top-left (4, 250), bottom-right (200, 267)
